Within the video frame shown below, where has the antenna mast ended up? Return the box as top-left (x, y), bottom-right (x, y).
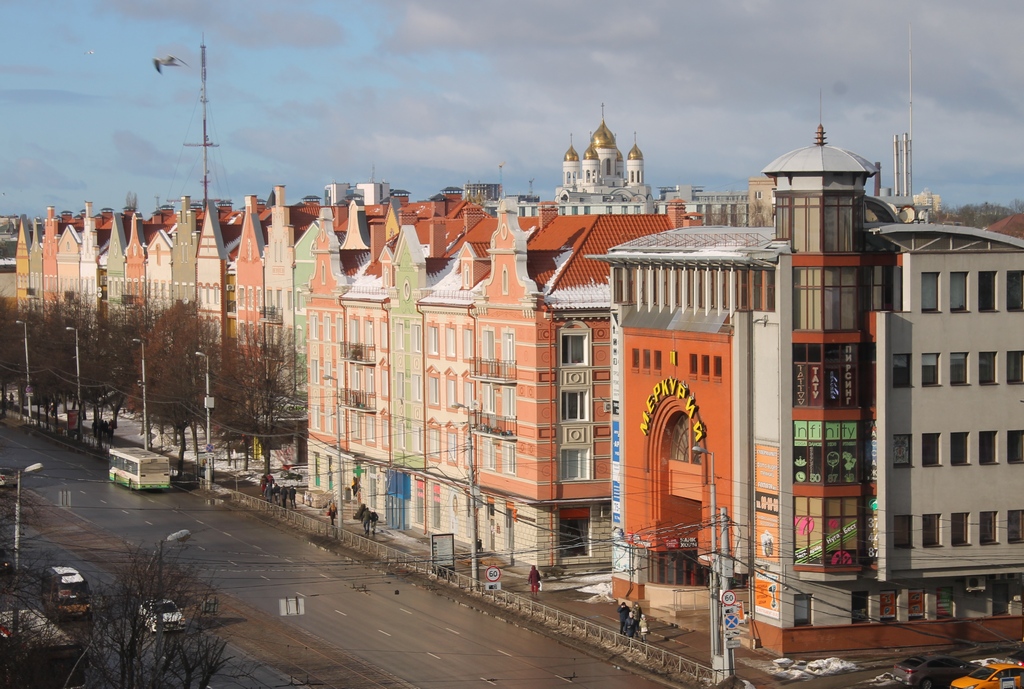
top-left (185, 37), bottom-right (218, 207)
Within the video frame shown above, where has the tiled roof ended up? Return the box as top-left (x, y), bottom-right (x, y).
top-left (987, 214), bottom-right (1024, 240)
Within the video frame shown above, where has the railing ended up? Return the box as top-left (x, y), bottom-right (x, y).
top-left (341, 342), bottom-right (376, 364)
top-left (340, 388), bottom-right (376, 411)
top-left (222, 489), bottom-right (717, 685)
top-left (260, 306), bottom-right (283, 323)
top-left (471, 358), bottom-right (517, 382)
top-left (475, 412), bottom-right (517, 438)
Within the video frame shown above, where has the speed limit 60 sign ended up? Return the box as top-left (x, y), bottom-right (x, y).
top-left (721, 589), bottom-right (736, 606)
top-left (484, 566), bottom-right (502, 582)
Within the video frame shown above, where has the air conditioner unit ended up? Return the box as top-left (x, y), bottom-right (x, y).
top-left (965, 576), bottom-right (986, 592)
top-left (226, 284), bottom-right (235, 292)
top-left (603, 402), bottom-right (612, 413)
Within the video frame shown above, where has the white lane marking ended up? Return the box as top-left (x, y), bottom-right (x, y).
top-left (555, 676), bottom-right (574, 683)
top-left (445, 627), bottom-right (461, 635)
top-left (335, 610), bottom-right (347, 616)
top-left (481, 679), bottom-right (497, 686)
top-left (121, 510), bottom-right (130, 515)
top-left (260, 575), bottom-right (269, 580)
top-left (497, 650), bottom-right (513, 657)
top-left (319, 573), bottom-right (329, 578)
top-left (229, 561), bottom-right (237, 567)
top-left (427, 652), bottom-right (441, 659)
top-left (221, 532), bottom-right (231, 537)
top-left (400, 608), bottom-right (413, 615)
top-left (195, 520), bottom-right (205, 525)
top-left (99, 500), bottom-right (106, 504)
top-left (144, 521), bottom-right (153, 525)
top-left (377, 629), bottom-right (391, 637)
top-left (197, 546), bottom-right (206, 551)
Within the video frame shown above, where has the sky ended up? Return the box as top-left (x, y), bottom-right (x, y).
top-left (3, 0), bottom-right (1024, 217)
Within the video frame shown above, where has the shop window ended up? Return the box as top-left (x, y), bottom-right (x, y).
top-left (851, 591), bottom-right (869, 623)
top-left (794, 496), bottom-right (860, 566)
top-left (559, 511), bottom-right (589, 557)
top-left (922, 514), bottom-right (941, 547)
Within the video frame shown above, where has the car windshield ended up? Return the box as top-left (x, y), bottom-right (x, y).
top-left (59, 581), bottom-right (90, 596)
top-left (900, 657), bottom-right (925, 667)
top-left (152, 601), bottom-right (178, 613)
top-left (967, 667), bottom-right (995, 680)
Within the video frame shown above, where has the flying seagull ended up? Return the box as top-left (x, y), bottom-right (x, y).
top-left (153, 55), bottom-right (187, 73)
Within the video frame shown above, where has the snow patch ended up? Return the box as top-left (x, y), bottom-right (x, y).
top-left (767, 657), bottom-right (859, 680)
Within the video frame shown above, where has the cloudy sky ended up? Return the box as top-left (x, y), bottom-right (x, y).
top-left (2, 0), bottom-right (1023, 216)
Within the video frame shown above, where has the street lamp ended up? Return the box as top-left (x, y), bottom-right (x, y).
top-left (66, 327), bottom-right (81, 439)
top-left (15, 319), bottom-right (31, 423)
top-left (154, 529), bottom-right (191, 676)
top-left (132, 338), bottom-right (149, 450)
top-left (195, 352), bottom-right (214, 487)
top-left (692, 444), bottom-right (733, 678)
top-left (14, 462), bottom-right (44, 570)
top-left (452, 402), bottom-right (479, 585)
top-left (323, 374), bottom-right (343, 509)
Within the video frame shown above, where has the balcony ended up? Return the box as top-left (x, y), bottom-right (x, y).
top-left (226, 302), bottom-right (237, 314)
top-left (471, 357), bottom-right (517, 383)
top-left (474, 412), bottom-right (517, 439)
top-left (260, 306), bottom-right (283, 323)
top-left (339, 388), bottom-right (376, 412)
top-left (341, 342), bottom-right (376, 364)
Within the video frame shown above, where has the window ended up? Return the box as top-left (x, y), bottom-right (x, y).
top-left (979, 351), bottom-right (996, 384)
top-left (893, 434), bottom-right (912, 466)
top-left (949, 352), bottom-right (968, 385)
top-left (447, 431), bottom-right (458, 464)
top-left (1009, 351), bottom-right (1023, 383)
top-left (893, 354), bottom-right (911, 387)
top-left (950, 272), bottom-right (967, 311)
top-left (411, 324), bottom-right (421, 353)
top-left (852, 591), bottom-right (869, 623)
top-left (483, 438), bottom-right (496, 470)
top-left (793, 594), bottom-right (811, 627)
top-left (560, 448), bottom-right (590, 480)
top-left (893, 515), bottom-right (913, 548)
top-left (366, 417), bottom-right (375, 443)
top-left (654, 350), bottom-right (662, 371)
top-left (502, 331), bottom-right (514, 361)
top-left (463, 328), bottom-right (473, 358)
top-left (689, 353), bottom-right (698, 375)
top-left (922, 514), bottom-right (941, 546)
top-left (643, 349), bottom-right (651, 370)
top-left (447, 378), bottom-right (457, 407)
top-left (561, 333), bottom-right (587, 365)
top-left (427, 326), bottom-right (439, 355)
top-left (951, 513), bottom-right (969, 546)
top-left (921, 353), bottom-right (939, 386)
top-left (1008, 430), bottom-right (1024, 463)
top-left (921, 272), bottom-right (939, 312)
top-left (631, 348), bottom-right (640, 370)
top-left (503, 444), bottom-right (516, 475)
top-left (396, 372), bottom-right (405, 399)
top-left (981, 511), bottom-right (997, 545)
top-left (395, 322), bottom-right (404, 351)
top-left (428, 377), bottom-right (439, 405)
top-left (1009, 510), bottom-right (1024, 543)
top-left (980, 431), bottom-right (997, 465)
top-left (1009, 271), bottom-right (1023, 311)
top-left (446, 327), bottom-right (456, 356)
top-left (922, 433), bottom-right (940, 466)
top-left (558, 513), bottom-right (589, 557)
top-left (701, 355), bottom-right (710, 377)
top-left (411, 374), bottom-right (421, 401)
top-left (365, 320), bottom-right (375, 346)
top-left (979, 271), bottom-right (996, 311)
top-left (713, 356), bottom-right (722, 378)
top-left (428, 429), bottom-right (440, 456)
top-left (950, 432), bottom-right (968, 465)
top-left (561, 391), bottom-right (588, 421)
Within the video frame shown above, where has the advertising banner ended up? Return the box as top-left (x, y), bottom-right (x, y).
top-left (754, 571), bottom-right (781, 619)
top-left (754, 445), bottom-right (781, 565)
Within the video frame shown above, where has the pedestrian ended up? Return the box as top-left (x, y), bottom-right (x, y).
top-left (272, 484), bottom-right (281, 505)
top-left (624, 612), bottom-right (637, 638)
top-left (369, 510), bottom-right (378, 535)
top-left (362, 507), bottom-right (372, 535)
top-left (638, 614), bottom-right (649, 642)
top-left (289, 486), bottom-right (297, 508)
top-left (327, 502), bottom-right (337, 526)
top-left (259, 475), bottom-right (267, 495)
top-left (354, 503), bottom-right (367, 522)
top-left (528, 565), bottom-right (541, 595)
top-left (617, 601), bottom-right (631, 635)
top-left (632, 601), bottom-right (643, 620)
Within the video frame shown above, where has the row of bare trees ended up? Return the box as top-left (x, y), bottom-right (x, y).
top-left (0, 296), bottom-right (301, 476)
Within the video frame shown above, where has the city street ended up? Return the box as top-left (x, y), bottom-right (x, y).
top-left (3, 424), bottom-right (672, 689)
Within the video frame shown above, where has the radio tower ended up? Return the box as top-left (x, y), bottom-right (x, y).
top-left (185, 37), bottom-right (218, 207)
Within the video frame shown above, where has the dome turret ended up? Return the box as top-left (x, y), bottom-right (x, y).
top-left (584, 143), bottom-right (599, 160)
top-left (564, 144), bottom-right (579, 162)
top-left (591, 119), bottom-right (616, 148)
top-left (628, 142), bottom-right (644, 160)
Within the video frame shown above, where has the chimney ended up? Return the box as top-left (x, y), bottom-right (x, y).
top-left (47, 206), bottom-right (55, 220)
top-left (666, 200), bottom-right (688, 228)
top-left (370, 221), bottom-right (386, 262)
top-left (429, 220), bottom-right (447, 257)
top-left (85, 201), bottom-right (93, 218)
top-left (464, 205), bottom-right (485, 233)
top-left (245, 195), bottom-right (258, 213)
top-left (400, 208), bottom-right (418, 226)
top-left (274, 185), bottom-right (286, 208)
top-left (539, 201), bottom-right (558, 230)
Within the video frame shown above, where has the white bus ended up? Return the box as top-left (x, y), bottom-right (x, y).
top-left (108, 447), bottom-right (171, 490)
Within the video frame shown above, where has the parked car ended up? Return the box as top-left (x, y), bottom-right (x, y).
top-left (0, 469), bottom-right (16, 488)
top-left (894, 654), bottom-right (976, 689)
top-left (950, 663), bottom-right (1023, 689)
top-left (139, 599), bottom-right (185, 632)
top-left (1005, 650), bottom-right (1024, 667)
top-left (41, 566), bottom-right (92, 620)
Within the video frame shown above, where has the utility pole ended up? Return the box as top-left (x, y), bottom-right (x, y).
top-left (66, 327), bottom-right (81, 438)
top-left (15, 320), bottom-right (31, 423)
top-left (453, 402), bottom-right (479, 585)
top-left (133, 339), bottom-right (149, 450)
top-left (196, 352), bottom-right (214, 487)
top-left (324, 374), bottom-right (344, 509)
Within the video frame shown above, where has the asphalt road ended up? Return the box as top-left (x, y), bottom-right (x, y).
top-left (4, 425), bottom-right (671, 689)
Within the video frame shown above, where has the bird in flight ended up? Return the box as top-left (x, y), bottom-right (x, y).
top-left (84, 50), bottom-right (95, 55)
top-left (153, 55), bottom-right (188, 73)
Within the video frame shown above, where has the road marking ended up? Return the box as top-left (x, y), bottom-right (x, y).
top-left (121, 510), bottom-right (130, 515)
top-left (319, 573), bottom-right (329, 579)
top-left (334, 610), bottom-right (347, 616)
top-left (195, 520), bottom-right (205, 525)
top-left (445, 627), bottom-right (461, 635)
top-left (99, 500), bottom-right (106, 504)
top-left (80, 490), bottom-right (87, 494)
top-left (481, 679), bottom-right (497, 686)
top-left (197, 546), bottom-right (206, 551)
top-left (555, 675), bottom-right (574, 683)
top-left (377, 629), bottom-right (391, 637)
top-left (144, 520), bottom-right (153, 525)
top-left (260, 575), bottom-right (269, 580)
top-left (400, 608), bottom-right (412, 615)
top-left (497, 650), bottom-right (512, 657)
top-left (427, 652), bottom-right (441, 659)
top-left (221, 532), bottom-right (231, 537)
top-left (229, 561), bottom-right (237, 566)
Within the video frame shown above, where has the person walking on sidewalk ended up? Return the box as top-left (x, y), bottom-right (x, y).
top-left (528, 565), bottom-right (541, 595)
top-left (369, 510), bottom-right (378, 535)
top-left (624, 612), bottom-right (638, 638)
top-left (617, 602), bottom-right (631, 635)
top-left (362, 508), bottom-right (373, 535)
top-left (289, 486), bottom-right (297, 508)
top-left (327, 502), bottom-right (338, 526)
top-left (638, 614), bottom-right (649, 642)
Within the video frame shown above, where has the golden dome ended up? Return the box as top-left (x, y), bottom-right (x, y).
top-left (628, 142), bottom-right (643, 160)
top-left (564, 144), bottom-right (579, 162)
top-left (591, 119), bottom-right (616, 148)
top-left (616, 148), bottom-right (623, 162)
top-left (583, 144), bottom-right (599, 160)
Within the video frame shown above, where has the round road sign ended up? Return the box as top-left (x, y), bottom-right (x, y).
top-left (484, 566), bottom-right (501, 582)
top-left (721, 589), bottom-right (737, 606)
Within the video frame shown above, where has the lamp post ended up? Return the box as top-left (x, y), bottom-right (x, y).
top-left (154, 529), bottom-right (191, 683)
top-left (66, 327), bottom-right (81, 439)
top-left (14, 462), bottom-right (44, 570)
top-left (692, 444), bottom-right (733, 679)
top-left (132, 338), bottom-right (149, 450)
top-left (323, 374), bottom-right (343, 509)
top-left (452, 402), bottom-right (479, 585)
top-left (15, 319), bottom-right (31, 423)
top-left (195, 352), bottom-right (214, 488)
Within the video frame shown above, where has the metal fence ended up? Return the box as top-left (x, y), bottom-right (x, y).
top-left (223, 489), bottom-right (718, 685)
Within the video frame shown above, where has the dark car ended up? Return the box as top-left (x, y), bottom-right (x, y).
top-left (894, 654), bottom-right (976, 689)
top-left (1005, 650), bottom-right (1024, 667)
top-left (41, 566), bottom-right (92, 620)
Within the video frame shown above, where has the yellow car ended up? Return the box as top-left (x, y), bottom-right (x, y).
top-left (950, 663), bottom-right (1023, 689)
